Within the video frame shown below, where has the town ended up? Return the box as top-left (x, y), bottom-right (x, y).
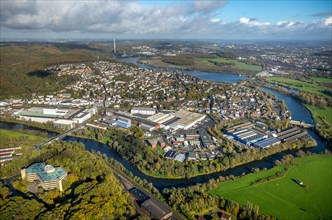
top-left (0, 59), bottom-right (315, 166)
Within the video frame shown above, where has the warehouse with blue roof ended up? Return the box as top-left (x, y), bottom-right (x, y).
top-left (253, 137), bottom-right (280, 149)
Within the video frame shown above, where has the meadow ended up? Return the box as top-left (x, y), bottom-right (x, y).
top-left (305, 105), bottom-right (332, 126)
top-left (209, 57), bottom-right (262, 72)
top-left (193, 57), bottom-right (262, 72)
top-left (209, 155), bottom-right (332, 220)
top-left (0, 129), bottom-right (48, 145)
top-left (267, 77), bottom-right (332, 99)
top-left (159, 54), bottom-right (262, 74)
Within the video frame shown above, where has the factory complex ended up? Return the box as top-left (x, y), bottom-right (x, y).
top-left (224, 121), bottom-right (312, 149)
top-left (106, 108), bottom-right (205, 131)
top-left (13, 107), bottom-right (97, 129)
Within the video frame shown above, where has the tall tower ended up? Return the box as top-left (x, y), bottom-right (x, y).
top-left (113, 38), bottom-right (116, 54)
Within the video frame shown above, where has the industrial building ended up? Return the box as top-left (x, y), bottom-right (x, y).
top-left (53, 119), bottom-right (75, 129)
top-left (128, 187), bottom-right (172, 220)
top-left (164, 150), bottom-right (177, 159)
top-left (141, 198), bottom-right (172, 220)
top-left (21, 163), bottom-right (67, 191)
top-left (146, 139), bottom-right (158, 148)
top-left (129, 187), bottom-right (150, 202)
top-left (168, 110), bottom-right (205, 130)
top-left (199, 130), bottom-right (213, 148)
top-left (276, 127), bottom-right (309, 142)
top-left (186, 151), bottom-right (197, 160)
top-left (253, 137), bottom-right (280, 149)
top-left (131, 107), bottom-right (156, 115)
top-left (174, 153), bottom-right (186, 162)
top-left (226, 122), bottom-right (269, 146)
top-left (149, 110), bottom-right (205, 130)
top-left (224, 122), bottom-right (254, 133)
top-left (109, 109), bottom-right (205, 131)
top-left (13, 107), bottom-right (96, 126)
top-left (14, 107), bottom-right (74, 123)
top-left (138, 118), bottom-right (160, 131)
top-left (112, 116), bottom-right (132, 128)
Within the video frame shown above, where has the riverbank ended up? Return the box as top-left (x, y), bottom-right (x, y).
top-left (0, 128), bottom-right (48, 144)
top-left (259, 83), bottom-right (332, 140)
top-left (118, 57), bottom-right (249, 84)
top-left (0, 116), bottom-right (62, 134)
top-left (138, 53), bottom-right (262, 76)
top-left (0, 121), bottom-right (323, 185)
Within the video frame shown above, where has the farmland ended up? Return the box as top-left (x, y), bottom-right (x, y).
top-left (209, 155), bottom-right (332, 220)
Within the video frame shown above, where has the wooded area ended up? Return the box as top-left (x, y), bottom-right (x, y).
top-left (0, 141), bottom-right (137, 220)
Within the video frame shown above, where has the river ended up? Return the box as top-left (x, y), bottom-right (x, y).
top-left (1, 121), bottom-right (284, 190)
top-left (0, 59), bottom-right (328, 190)
top-left (118, 57), bottom-right (248, 84)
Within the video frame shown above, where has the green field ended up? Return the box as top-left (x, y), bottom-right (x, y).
top-left (194, 57), bottom-right (262, 72)
top-left (305, 105), bottom-right (332, 126)
top-left (192, 57), bottom-right (214, 66)
top-left (210, 57), bottom-right (262, 72)
top-left (0, 129), bottom-right (48, 144)
top-left (267, 77), bottom-right (332, 99)
top-left (311, 77), bottom-right (332, 84)
top-left (209, 156), bottom-right (332, 220)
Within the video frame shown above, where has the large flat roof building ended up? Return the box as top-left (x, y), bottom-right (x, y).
top-left (169, 110), bottom-right (205, 130)
top-left (21, 162), bottom-right (67, 191)
top-left (131, 107), bottom-right (156, 115)
top-left (254, 137), bottom-right (280, 149)
top-left (13, 107), bottom-right (96, 126)
top-left (141, 198), bottom-right (172, 220)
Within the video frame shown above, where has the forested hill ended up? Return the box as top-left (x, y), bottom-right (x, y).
top-left (0, 141), bottom-right (137, 219)
top-left (0, 43), bottom-right (113, 99)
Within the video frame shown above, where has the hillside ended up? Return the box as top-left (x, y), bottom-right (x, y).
top-left (0, 43), bottom-right (113, 99)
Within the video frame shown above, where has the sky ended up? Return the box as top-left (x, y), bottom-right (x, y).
top-left (0, 0), bottom-right (331, 40)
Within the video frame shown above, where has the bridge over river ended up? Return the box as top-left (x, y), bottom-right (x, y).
top-left (35, 122), bottom-right (87, 149)
top-left (290, 120), bottom-right (314, 129)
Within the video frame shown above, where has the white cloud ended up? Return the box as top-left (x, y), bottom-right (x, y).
top-left (240, 17), bottom-right (270, 26)
top-left (194, 0), bottom-right (227, 13)
top-left (276, 21), bottom-right (298, 28)
top-left (210, 18), bottom-right (221, 23)
top-left (0, 0), bottom-right (331, 39)
top-left (240, 17), bottom-right (250, 24)
top-left (323, 16), bottom-right (332, 26)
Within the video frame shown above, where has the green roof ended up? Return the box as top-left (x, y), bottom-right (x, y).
top-left (18, 111), bottom-right (58, 118)
top-left (26, 162), bottom-right (67, 182)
